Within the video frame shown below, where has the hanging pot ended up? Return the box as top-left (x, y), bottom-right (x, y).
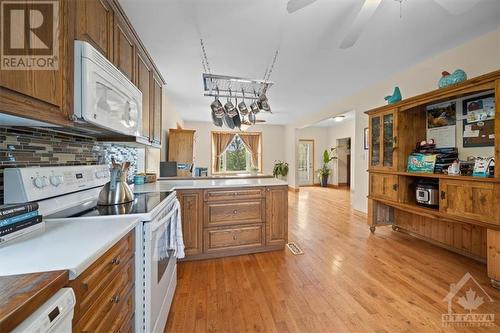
top-left (223, 112), bottom-right (236, 129)
top-left (211, 88), bottom-right (225, 119)
top-left (248, 111), bottom-right (256, 124)
top-left (238, 89), bottom-right (249, 116)
top-left (233, 97), bottom-right (242, 129)
top-left (259, 93), bottom-right (271, 112)
top-left (224, 90), bottom-right (238, 118)
top-left (211, 107), bottom-right (223, 127)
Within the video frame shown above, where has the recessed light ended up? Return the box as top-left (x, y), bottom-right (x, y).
top-left (333, 115), bottom-right (345, 122)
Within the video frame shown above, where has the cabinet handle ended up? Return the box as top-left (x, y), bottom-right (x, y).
top-left (111, 257), bottom-right (121, 265)
top-left (233, 210), bottom-right (238, 214)
top-left (392, 184), bottom-right (398, 191)
top-left (111, 295), bottom-right (120, 303)
top-left (440, 191), bottom-right (446, 200)
top-left (233, 235), bottom-right (237, 241)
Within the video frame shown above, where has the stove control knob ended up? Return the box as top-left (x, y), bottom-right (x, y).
top-left (33, 176), bottom-right (47, 189)
top-left (95, 171), bottom-right (103, 179)
top-left (50, 175), bottom-right (63, 187)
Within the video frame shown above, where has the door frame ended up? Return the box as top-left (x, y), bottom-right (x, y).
top-left (298, 139), bottom-right (315, 186)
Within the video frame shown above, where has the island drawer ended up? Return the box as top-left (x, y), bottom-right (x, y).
top-left (73, 257), bottom-right (134, 332)
top-left (203, 187), bottom-right (265, 202)
top-left (70, 231), bottom-right (134, 323)
top-left (204, 199), bottom-right (265, 227)
top-left (204, 225), bottom-right (264, 253)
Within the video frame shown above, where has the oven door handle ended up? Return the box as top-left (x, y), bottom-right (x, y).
top-left (150, 200), bottom-right (180, 233)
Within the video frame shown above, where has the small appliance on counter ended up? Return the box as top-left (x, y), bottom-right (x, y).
top-left (415, 180), bottom-right (439, 208)
top-left (98, 159), bottom-right (134, 205)
top-left (194, 167), bottom-right (208, 177)
top-left (160, 161), bottom-right (177, 177)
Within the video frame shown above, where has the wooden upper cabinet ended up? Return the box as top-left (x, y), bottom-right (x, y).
top-left (136, 52), bottom-right (152, 140)
top-left (168, 129), bottom-right (195, 175)
top-left (0, 0), bottom-right (69, 125)
top-left (440, 179), bottom-right (500, 225)
top-left (177, 190), bottom-right (203, 256)
top-left (151, 72), bottom-right (163, 145)
top-left (265, 186), bottom-right (288, 247)
top-left (113, 15), bottom-right (136, 81)
top-left (75, 0), bottom-right (114, 59)
top-left (369, 109), bottom-right (398, 170)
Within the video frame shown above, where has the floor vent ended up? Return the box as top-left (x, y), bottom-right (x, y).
top-left (286, 242), bottom-right (304, 255)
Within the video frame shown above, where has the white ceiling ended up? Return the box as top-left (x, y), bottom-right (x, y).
top-left (119, 0), bottom-right (500, 125)
top-left (310, 110), bottom-right (355, 128)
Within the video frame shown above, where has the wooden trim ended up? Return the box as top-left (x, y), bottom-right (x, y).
top-left (288, 186), bottom-right (299, 192)
top-left (365, 70), bottom-right (500, 115)
top-left (367, 169), bottom-right (500, 183)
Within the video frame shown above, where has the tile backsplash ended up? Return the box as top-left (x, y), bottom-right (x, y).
top-left (0, 127), bottom-right (139, 204)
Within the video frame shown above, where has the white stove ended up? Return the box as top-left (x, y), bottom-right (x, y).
top-left (4, 165), bottom-right (181, 333)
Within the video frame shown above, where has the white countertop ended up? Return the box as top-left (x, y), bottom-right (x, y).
top-left (133, 177), bottom-right (288, 193)
top-left (0, 216), bottom-right (140, 279)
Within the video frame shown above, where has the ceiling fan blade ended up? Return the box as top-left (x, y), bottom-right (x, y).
top-left (339, 0), bottom-right (382, 49)
top-left (287, 0), bottom-right (318, 13)
top-left (433, 0), bottom-right (481, 16)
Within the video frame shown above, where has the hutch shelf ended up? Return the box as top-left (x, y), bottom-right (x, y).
top-left (365, 70), bottom-right (500, 289)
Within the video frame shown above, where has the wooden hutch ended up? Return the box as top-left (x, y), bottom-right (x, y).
top-left (365, 70), bottom-right (500, 288)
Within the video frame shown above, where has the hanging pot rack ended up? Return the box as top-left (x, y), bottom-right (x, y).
top-left (203, 73), bottom-right (274, 100)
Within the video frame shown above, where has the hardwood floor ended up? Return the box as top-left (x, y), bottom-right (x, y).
top-left (165, 187), bottom-right (500, 332)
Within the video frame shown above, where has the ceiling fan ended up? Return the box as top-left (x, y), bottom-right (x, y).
top-left (286, 0), bottom-right (481, 48)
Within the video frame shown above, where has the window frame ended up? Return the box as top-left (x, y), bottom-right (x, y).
top-left (211, 131), bottom-right (262, 175)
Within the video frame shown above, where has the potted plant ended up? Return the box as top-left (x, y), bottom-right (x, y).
top-left (316, 148), bottom-right (337, 187)
top-left (273, 161), bottom-right (289, 180)
top-left (250, 165), bottom-right (259, 176)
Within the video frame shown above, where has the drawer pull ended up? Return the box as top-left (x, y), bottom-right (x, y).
top-left (233, 235), bottom-right (237, 241)
top-left (111, 257), bottom-right (121, 265)
top-left (111, 295), bottom-right (121, 303)
top-left (440, 191), bottom-right (446, 200)
top-left (233, 210), bottom-right (238, 214)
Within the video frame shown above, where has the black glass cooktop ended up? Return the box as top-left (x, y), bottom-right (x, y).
top-left (46, 191), bottom-right (173, 218)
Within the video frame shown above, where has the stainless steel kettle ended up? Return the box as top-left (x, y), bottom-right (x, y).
top-left (98, 159), bottom-right (134, 205)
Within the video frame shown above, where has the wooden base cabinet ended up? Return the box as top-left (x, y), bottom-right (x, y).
top-left (69, 231), bottom-right (135, 332)
top-left (487, 229), bottom-right (500, 288)
top-left (265, 186), bottom-right (288, 247)
top-left (178, 186), bottom-right (288, 260)
top-left (177, 190), bottom-right (203, 256)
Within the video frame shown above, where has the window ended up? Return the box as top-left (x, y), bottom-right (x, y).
top-left (211, 132), bottom-right (262, 174)
top-left (220, 135), bottom-right (251, 172)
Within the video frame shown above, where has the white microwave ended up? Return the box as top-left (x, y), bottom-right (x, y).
top-left (74, 40), bottom-right (147, 142)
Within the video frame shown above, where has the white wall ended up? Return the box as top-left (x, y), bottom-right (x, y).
top-left (183, 121), bottom-right (286, 176)
top-left (291, 28), bottom-right (500, 213)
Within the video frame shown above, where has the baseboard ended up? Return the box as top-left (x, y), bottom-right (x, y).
top-left (288, 186), bottom-right (300, 192)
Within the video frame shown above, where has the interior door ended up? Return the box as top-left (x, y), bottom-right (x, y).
top-left (298, 140), bottom-right (314, 186)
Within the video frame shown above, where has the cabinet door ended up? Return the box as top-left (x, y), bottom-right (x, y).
top-left (0, 0), bottom-right (68, 125)
top-left (370, 115), bottom-right (382, 168)
top-left (137, 52), bottom-right (152, 140)
top-left (150, 73), bottom-right (162, 145)
top-left (76, 0), bottom-right (114, 59)
top-left (369, 173), bottom-right (399, 202)
top-left (177, 190), bottom-right (203, 256)
top-left (369, 110), bottom-right (397, 170)
top-left (265, 186), bottom-right (288, 246)
top-left (382, 111), bottom-right (397, 168)
top-left (440, 180), bottom-right (499, 224)
top-left (113, 15), bottom-right (135, 81)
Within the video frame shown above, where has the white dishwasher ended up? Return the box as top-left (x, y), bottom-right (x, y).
top-left (12, 288), bottom-right (75, 333)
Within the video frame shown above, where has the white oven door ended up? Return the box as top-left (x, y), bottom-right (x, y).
top-left (143, 200), bottom-right (179, 333)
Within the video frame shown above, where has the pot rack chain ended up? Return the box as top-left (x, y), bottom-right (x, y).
top-left (200, 38), bottom-right (276, 100)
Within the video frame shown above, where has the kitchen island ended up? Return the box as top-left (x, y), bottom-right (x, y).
top-left (135, 178), bottom-right (288, 260)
